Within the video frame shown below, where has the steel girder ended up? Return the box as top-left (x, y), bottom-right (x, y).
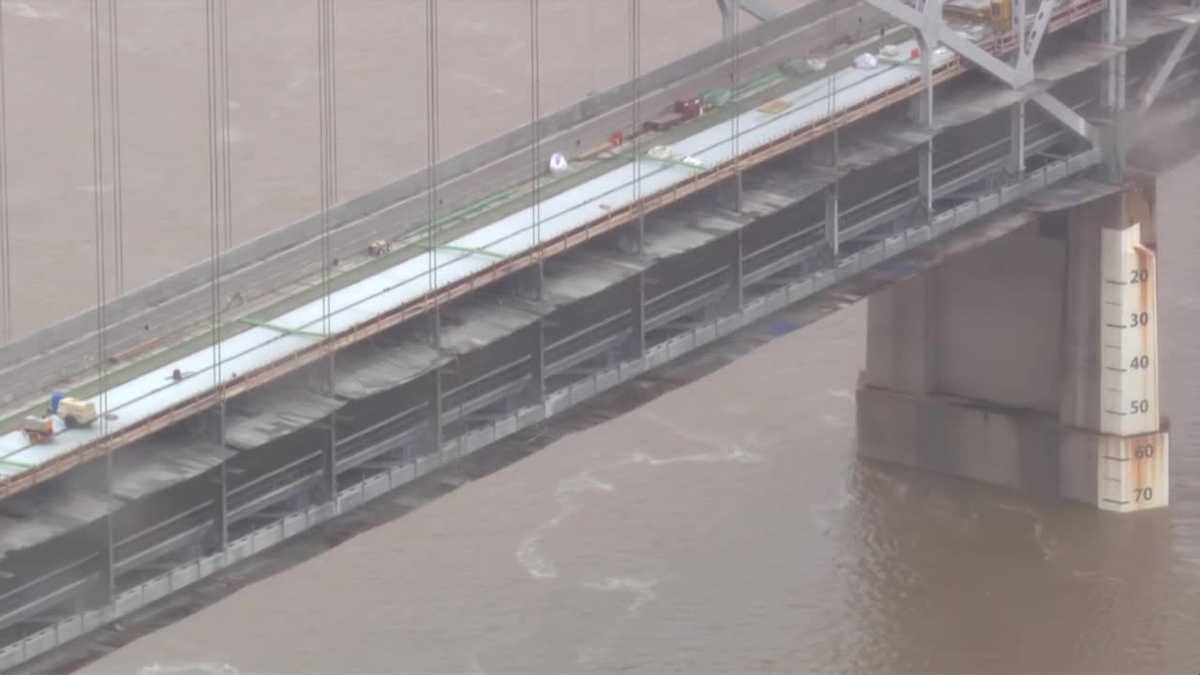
top-left (1139, 22), bottom-right (1199, 111)
top-left (716, 0), bottom-right (783, 39)
top-left (863, 0), bottom-right (1103, 151)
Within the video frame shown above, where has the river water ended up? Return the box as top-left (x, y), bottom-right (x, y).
top-left (0, 1), bottom-right (1196, 673)
top-left (65, 154), bottom-right (1199, 674)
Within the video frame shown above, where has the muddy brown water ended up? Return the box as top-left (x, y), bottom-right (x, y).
top-left (62, 157), bottom-right (1200, 675)
top-left (0, 1), bottom-right (1196, 673)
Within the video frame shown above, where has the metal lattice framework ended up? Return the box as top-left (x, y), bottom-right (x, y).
top-left (863, 0), bottom-right (1112, 179)
top-left (1, 1), bottom-right (1200, 669)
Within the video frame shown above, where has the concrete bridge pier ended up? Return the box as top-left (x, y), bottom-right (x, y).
top-left (856, 186), bottom-right (1169, 512)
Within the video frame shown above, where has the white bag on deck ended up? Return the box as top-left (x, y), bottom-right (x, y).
top-left (548, 152), bottom-right (569, 175)
top-left (853, 52), bottom-right (879, 70)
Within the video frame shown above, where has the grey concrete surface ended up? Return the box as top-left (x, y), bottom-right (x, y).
top-left (0, 0), bottom-right (890, 418)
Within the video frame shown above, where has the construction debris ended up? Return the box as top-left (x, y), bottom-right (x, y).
top-left (646, 145), bottom-right (706, 170)
top-left (368, 240), bottom-right (393, 257)
top-left (21, 416), bottom-right (52, 444)
top-left (854, 52), bottom-right (879, 69)
top-left (548, 152), bottom-right (570, 175)
top-left (758, 98), bottom-right (793, 115)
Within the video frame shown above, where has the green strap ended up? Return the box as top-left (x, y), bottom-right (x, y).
top-left (0, 456), bottom-right (31, 469)
top-left (434, 244), bottom-right (506, 260)
top-left (239, 318), bottom-right (326, 339)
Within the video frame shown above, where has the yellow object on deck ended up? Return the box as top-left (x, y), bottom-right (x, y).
top-left (57, 397), bottom-right (97, 428)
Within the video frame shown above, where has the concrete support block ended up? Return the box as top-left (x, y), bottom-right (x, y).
top-left (308, 502), bottom-right (336, 524)
top-left (0, 644), bottom-right (23, 671)
top-left (545, 389), bottom-right (570, 417)
top-left (716, 313), bottom-right (743, 336)
top-left (858, 385), bottom-right (1170, 512)
top-left (811, 269), bottom-right (834, 293)
top-left (570, 378), bottom-right (596, 404)
top-left (646, 344), bottom-right (670, 369)
top-left (618, 358), bottom-right (646, 382)
top-left (252, 523), bottom-right (284, 553)
top-left (495, 415), bottom-right (517, 438)
top-left (55, 616), bottom-right (82, 644)
top-left (864, 273), bottom-right (938, 395)
top-left (516, 404), bottom-right (545, 428)
top-left (785, 277), bottom-right (814, 304)
top-left (142, 576), bottom-right (169, 604)
top-left (390, 463), bottom-right (416, 486)
top-left (81, 608), bottom-right (108, 633)
top-left (595, 368), bottom-right (620, 393)
top-left (858, 187), bottom-right (1168, 513)
top-left (1060, 198), bottom-right (1110, 430)
top-left (1059, 428), bottom-right (1169, 512)
top-left (283, 512), bottom-right (309, 538)
top-left (23, 629), bottom-right (53, 660)
top-left (114, 588), bottom-right (143, 618)
top-left (363, 473), bottom-right (390, 502)
top-left (198, 552), bottom-right (224, 578)
top-left (170, 562), bottom-right (200, 591)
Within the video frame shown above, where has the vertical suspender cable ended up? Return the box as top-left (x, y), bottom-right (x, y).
top-left (107, 0), bottom-right (125, 294)
top-left (220, 0), bottom-right (233, 250)
top-left (318, 0), bottom-right (329, 341)
top-left (425, 0), bottom-right (439, 341)
top-left (330, 0), bottom-right (338, 204)
top-left (317, 0), bottom-right (338, 487)
top-left (529, 0), bottom-right (540, 266)
top-left (88, 0), bottom-right (114, 599)
top-left (0, 2), bottom-right (10, 344)
top-left (204, 0), bottom-right (225, 450)
top-left (732, 0), bottom-right (740, 203)
top-left (631, 0), bottom-right (642, 246)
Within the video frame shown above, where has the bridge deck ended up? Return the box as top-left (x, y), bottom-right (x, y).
top-left (2, 0), bottom-right (1190, 506)
top-left (2, 1), bottom-right (1200, 666)
top-left (0, 41), bottom-right (959, 491)
top-left (0, 0), bottom-right (1125, 501)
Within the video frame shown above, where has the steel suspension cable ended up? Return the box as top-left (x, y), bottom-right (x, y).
top-left (88, 0), bottom-right (107, 418)
top-left (220, 0), bottom-right (233, 250)
top-left (204, 0), bottom-right (225, 443)
top-left (88, 0), bottom-right (114, 598)
top-left (732, 0), bottom-right (741, 202)
top-left (318, 0), bottom-right (329, 342)
top-left (0, 3), bottom-right (10, 344)
top-left (529, 0), bottom-right (540, 264)
top-left (425, 0), bottom-right (439, 339)
top-left (316, 0), bottom-right (339, 491)
top-left (630, 0), bottom-right (642, 241)
top-left (330, 0), bottom-right (338, 204)
top-left (107, 0), bottom-right (125, 294)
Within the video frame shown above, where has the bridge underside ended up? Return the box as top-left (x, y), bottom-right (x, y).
top-left (2, 1), bottom-right (1200, 669)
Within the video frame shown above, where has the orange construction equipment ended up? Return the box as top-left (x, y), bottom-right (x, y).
top-left (22, 416), bottom-right (53, 444)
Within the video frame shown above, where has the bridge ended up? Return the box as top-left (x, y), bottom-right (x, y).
top-left (0, 0), bottom-right (1198, 668)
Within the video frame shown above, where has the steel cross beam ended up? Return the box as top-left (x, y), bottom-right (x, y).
top-left (863, 0), bottom-right (1100, 148)
top-left (1138, 22), bottom-right (1199, 111)
top-left (1019, 0), bottom-right (1059, 76)
top-left (1031, 91), bottom-right (1102, 145)
top-left (865, 0), bottom-right (1027, 86)
top-left (716, 0), bottom-right (782, 39)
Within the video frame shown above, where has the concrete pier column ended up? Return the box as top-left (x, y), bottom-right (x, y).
top-left (856, 188), bottom-right (1168, 512)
